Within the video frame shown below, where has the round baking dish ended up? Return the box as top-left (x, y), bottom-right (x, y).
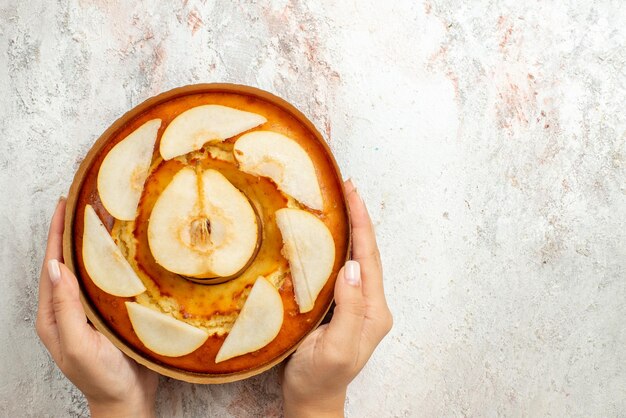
top-left (63, 84), bottom-right (350, 383)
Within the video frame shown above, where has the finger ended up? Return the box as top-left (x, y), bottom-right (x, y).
top-left (44, 197), bottom-right (66, 263)
top-left (344, 180), bottom-right (386, 307)
top-left (324, 261), bottom-right (365, 361)
top-left (36, 198), bottom-right (66, 361)
top-left (48, 259), bottom-right (91, 359)
top-left (39, 197), bottom-right (67, 317)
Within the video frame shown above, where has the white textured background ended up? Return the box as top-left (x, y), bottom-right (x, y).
top-left (1, 1), bottom-right (625, 417)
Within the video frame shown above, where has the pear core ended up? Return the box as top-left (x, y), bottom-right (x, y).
top-left (147, 167), bottom-right (261, 283)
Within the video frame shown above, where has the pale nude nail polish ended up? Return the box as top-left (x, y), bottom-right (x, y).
top-left (344, 260), bottom-right (361, 286)
top-left (48, 259), bottom-right (61, 284)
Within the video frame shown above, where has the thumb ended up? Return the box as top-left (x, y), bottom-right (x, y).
top-left (324, 261), bottom-right (365, 355)
top-left (48, 259), bottom-right (90, 354)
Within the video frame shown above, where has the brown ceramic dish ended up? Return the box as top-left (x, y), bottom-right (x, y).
top-left (62, 84), bottom-right (350, 383)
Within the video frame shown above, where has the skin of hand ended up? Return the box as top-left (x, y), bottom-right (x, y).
top-left (281, 179), bottom-right (394, 418)
top-left (35, 198), bottom-right (158, 418)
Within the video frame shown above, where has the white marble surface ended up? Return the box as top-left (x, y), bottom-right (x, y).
top-left (1, 1), bottom-right (625, 416)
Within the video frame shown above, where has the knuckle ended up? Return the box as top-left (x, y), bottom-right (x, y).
top-left (378, 310), bottom-right (394, 335)
top-left (35, 317), bottom-right (45, 339)
top-left (52, 295), bottom-right (78, 317)
top-left (325, 349), bottom-right (354, 371)
top-left (382, 311), bottom-right (394, 334)
top-left (375, 249), bottom-right (382, 264)
top-left (366, 248), bottom-right (382, 263)
top-left (340, 298), bottom-right (366, 317)
top-left (51, 297), bottom-right (65, 315)
top-left (354, 248), bottom-right (382, 266)
top-left (63, 343), bottom-right (82, 362)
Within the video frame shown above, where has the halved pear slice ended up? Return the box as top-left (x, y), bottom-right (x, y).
top-left (125, 302), bottom-right (208, 357)
top-left (215, 278), bottom-right (283, 363)
top-left (82, 205), bottom-right (146, 297)
top-left (148, 167), bottom-right (258, 278)
top-left (97, 119), bottom-right (161, 220)
top-left (233, 131), bottom-right (324, 210)
top-left (160, 105), bottom-right (267, 160)
top-left (275, 208), bottom-right (335, 313)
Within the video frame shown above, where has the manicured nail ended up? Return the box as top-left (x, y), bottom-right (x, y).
top-left (48, 259), bottom-right (61, 285)
top-left (344, 260), bottom-right (361, 287)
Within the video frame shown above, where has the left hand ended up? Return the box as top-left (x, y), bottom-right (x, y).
top-left (36, 198), bottom-right (158, 418)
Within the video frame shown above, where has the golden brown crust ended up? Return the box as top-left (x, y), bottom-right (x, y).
top-left (64, 84), bottom-right (350, 382)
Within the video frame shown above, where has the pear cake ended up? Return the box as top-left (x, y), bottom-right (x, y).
top-left (64, 84), bottom-right (349, 382)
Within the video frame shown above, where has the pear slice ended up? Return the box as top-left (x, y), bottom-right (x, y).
top-left (275, 208), bottom-right (335, 313)
top-left (215, 277), bottom-right (283, 363)
top-left (82, 205), bottom-right (146, 297)
top-left (125, 302), bottom-right (208, 357)
top-left (148, 167), bottom-right (258, 278)
top-left (159, 105), bottom-right (267, 160)
top-left (233, 131), bottom-right (324, 210)
top-left (97, 119), bottom-right (161, 221)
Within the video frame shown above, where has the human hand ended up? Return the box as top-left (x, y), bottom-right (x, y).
top-left (35, 198), bottom-right (158, 418)
top-left (281, 180), bottom-right (393, 418)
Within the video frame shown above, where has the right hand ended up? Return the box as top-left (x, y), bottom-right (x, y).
top-left (281, 179), bottom-right (393, 418)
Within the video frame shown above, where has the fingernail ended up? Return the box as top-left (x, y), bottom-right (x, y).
top-left (58, 195), bottom-right (66, 203)
top-left (346, 179), bottom-right (364, 203)
top-left (344, 260), bottom-right (361, 287)
top-left (356, 188), bottom-right (364, 204)
top-left (48, 259), bottom-right (61, 285)
top-left (345, 178), bottom-right (358, 194)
